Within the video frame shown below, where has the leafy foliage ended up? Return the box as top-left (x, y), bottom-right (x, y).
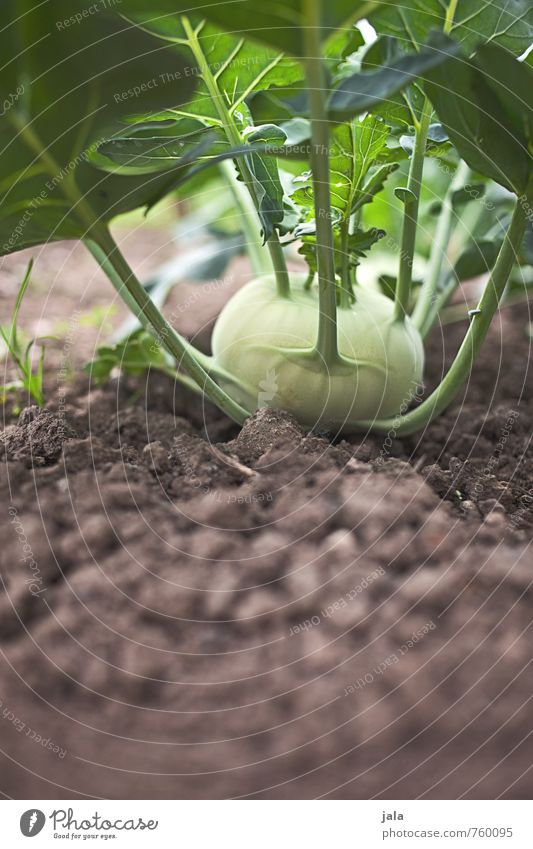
top-left (1, 0), bottom-right (531, 435)
top-left (0, 0), bottom-right (197, 255)
top-left (85, 329), bottom-right (175, 385)
top-left (95, 19), bottom-right (303, 240)
top-left (365, 0), bottom-right (533, 135)
top-left (368, 0), bottom-right (533, 57)
top-left (292, 116), bottom-right (390, 215)
top-left (289, 114), bottom-right (394, 283)
top-left (119, 0), bottom-right (381, 54)
top-left (453, 241), bottom-right (501, 283)
top-left (296, 226), bottom-right (385, 284)
top-left (424, 44), bottom-right (533, 193)
top-left (328, 32), bottom-right (460, 122)
top-left (329, 117), bottom-right (389, 219)
top-left (244, 125), bottom-right (288, 241)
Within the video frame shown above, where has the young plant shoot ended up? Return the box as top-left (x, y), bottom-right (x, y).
top-left (0, 261), bottom-right (45, 409)
top-left (1, 0), bottom-right (532, 436)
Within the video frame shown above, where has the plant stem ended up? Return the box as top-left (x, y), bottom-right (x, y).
top-left (393, 0), bottom-right (458, 323)
top-left (444, 0), bottom-right (459, 34)
top-left (357, 192), bottom-right (529, 436)
top-left (182, 16), bottom-right (290, 297)
top-left (412, 159), bottom-right (472, 336)
top-left (338, 219), bottom-right (353, 308)
top-left (267, 232), bottom-right (291, 296)
top-left (304, 0), bottom-right (339, 362)
top-left (86, 226), bottom-right (250, 424)
top-left (394, 97), bottom-right (432, 322)
top-left (219, 161), bottom-right (270, 278)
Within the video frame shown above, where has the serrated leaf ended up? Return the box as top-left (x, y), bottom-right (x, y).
top-left (329, 116), bottom-right (389, 220)
top-left (165, 22), bottom-right (303, 127)
top-left (352, 163), bottom-right (400, 212)
top-left (244, 125), bottom-right (287, 241)
top-left (290, 116), bottom-right (393, 222)
top-left (298, 226), bottom-right (385, 278)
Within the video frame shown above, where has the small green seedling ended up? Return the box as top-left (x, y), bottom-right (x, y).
top-left (0, 261), bottom-right (45, 409)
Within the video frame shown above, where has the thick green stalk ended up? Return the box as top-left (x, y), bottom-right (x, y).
top-left (393, 0), bottom-right (458, 323)
top-left (406, 0), bottom-right (462, 334)
top-left (86, 226), bottom-right (250, 424)
top-left (356, 193), bottom-right (529, 435)
top-left (444, 0), bottom-right (459, 33)
top-left (412, 160), bottom-right (472, 336)
top-left (394, 97), bottom-right (432, 321)
top-left (338, 219), bottom-right (353, 308)
top-left (182, 17), bottom-right (290, 297)
top-left (304, 0), bottom-right (339, 363)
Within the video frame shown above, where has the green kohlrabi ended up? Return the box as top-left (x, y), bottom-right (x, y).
top-left (212, 275), bottom-right (424, 429)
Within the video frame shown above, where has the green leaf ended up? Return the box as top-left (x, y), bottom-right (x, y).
top-left (297, 225), bottom-right (385, 278)
top-left (329, 116), bottom-right (388, 220)
top-left (120, 1), bottom-right (383, 55)
top-left (94, 19), bottom-right (304, 239)
top-left (244, 125), bottom-right (287, 242)
top-left (369, 0), bottom-right (533, 58)
top-left (290, 116), bottom-right (395, 221)
top-left (423, 45), bottom-right (533, 193)
top-left (352, 163), bottom-right (400, 212)
top-left (360, 36), bottom-right (425, 128)
top-left (475, 43), bottom-right (533, 142)
top-left (94, 120), bottom-right (230, 175)
top-left (0, 0), bottom-right (197, 256)
top-left (0, 259), bottom-right (45, 406)
top-left (453, 240), bottom-right (501, 282)
top-left (324, 26), bottom-right (366, 79)
top-left (85, 330), bottom-right (174, 384)
top-left (399, 124), bottom-right (450, 157)
top-left (146, 22), bottom-right (303, 127)
top-left (367, 2), bottom-right (533, 130)
top-left (328, 32), bottom-right (460, 122)
top-left (428, 182), bottom-right (486, 216)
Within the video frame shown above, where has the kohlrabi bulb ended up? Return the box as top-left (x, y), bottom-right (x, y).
top-left (211, 275), bottom-right (424, 432)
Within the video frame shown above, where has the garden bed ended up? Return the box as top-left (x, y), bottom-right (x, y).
top-left (1, 242), bottom-right (532, 799)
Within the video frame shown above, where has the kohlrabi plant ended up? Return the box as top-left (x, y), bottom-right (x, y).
top-left (1, 0), bottom-right (532, 436)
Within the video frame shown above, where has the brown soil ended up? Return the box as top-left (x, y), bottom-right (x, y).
top-left (0, 238), bottom-right (532, 800)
